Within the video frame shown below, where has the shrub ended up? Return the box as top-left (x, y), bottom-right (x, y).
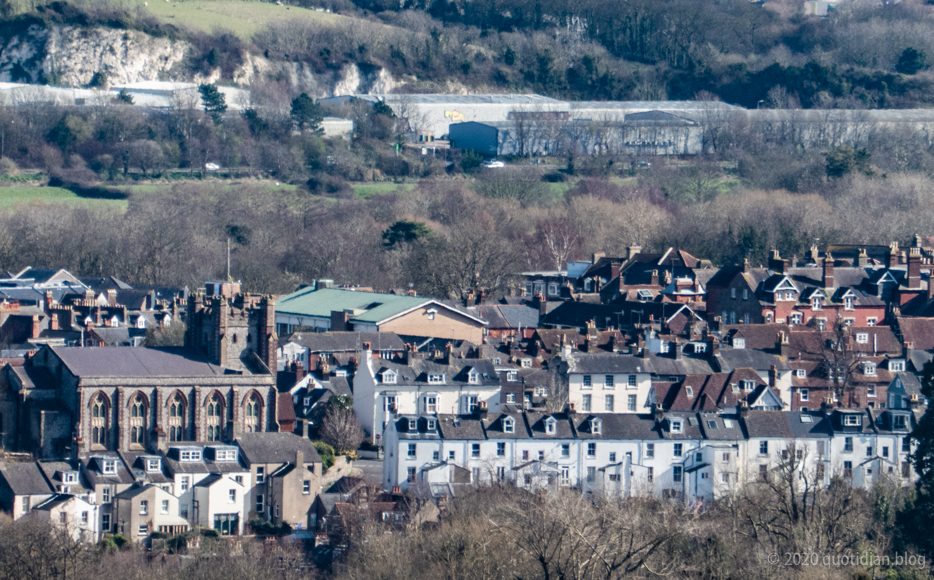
top-left (0, 157), bottom-right (18, 175)
top-left (313, 440), bottom-right (336, 470)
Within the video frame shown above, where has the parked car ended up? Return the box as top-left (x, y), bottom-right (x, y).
top-left (484, 159), bottom-right (505, 168)
top-left (205, 162), bottom-right (221, 171)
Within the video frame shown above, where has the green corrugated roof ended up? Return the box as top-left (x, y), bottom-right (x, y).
top-left (276, 288), bottom-right (436, 324)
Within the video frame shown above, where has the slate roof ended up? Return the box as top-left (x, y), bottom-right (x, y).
top-left (0, 462), bottom-right (53, 495)
top-left (80, 453), bottom-right (135, 485)
top-left (742, 411), bottom-right (795, 439)
top-left (37, 461), bottom-right (90, 492)
top-left (373, 358), bottom-right (499, 387)
top-left (565, 353), bottom-right (648, 374)
top-left (51, 346), bottom-right (228, 377)
top-left (286, 331), bottom-right (406, 353)
top-left (235, 433), bottom-right (323, 465)
top-left (715, 348), bottom-right (790, 372)
top-left (473, 304), bottom-right (539, 329)
top-left (430, 415), bottom-right (482, 439)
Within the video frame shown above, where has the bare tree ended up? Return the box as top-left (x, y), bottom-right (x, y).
top-left (319, 402), bottom-right (365, 454)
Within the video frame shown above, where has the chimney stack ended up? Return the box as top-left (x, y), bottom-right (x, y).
top-left (822, 253), bottom-right (835, 289)
top-left (887, 241), bottom-right (900, 268)
top-left (31, 314), bottom-right (41, 339)
top-left (768, 250), bottom-right (786, 275)
top-left (777, 332), bottom-right (789, 357)
top-left (49, 313), bottom-right (58, 332)
top-left (908, 247), bottom-right (923, 290)
top-left (627, 245), bottom-right (642, 260)
top-left (856, 248), bottom-right (869, 268)
top-left (533, 292), bottom-right (547, 317)
top-left (592, 252), bottom-right (605, 265)
top-left (650, 270), bottom-right (659, 286)
top-left (768, 364), bottom-right (777, 388)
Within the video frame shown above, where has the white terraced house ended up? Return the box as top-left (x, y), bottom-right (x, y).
top-left (383, 403), bottom-right (918, 502)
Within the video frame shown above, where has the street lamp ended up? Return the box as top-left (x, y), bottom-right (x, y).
top-left (757, 100), bottom-right (765, 109)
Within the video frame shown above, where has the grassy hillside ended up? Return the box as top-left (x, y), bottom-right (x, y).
top-left (0, 185), bottom-right (128, 210)
top-left (131, 0), bottom-right (344, 38)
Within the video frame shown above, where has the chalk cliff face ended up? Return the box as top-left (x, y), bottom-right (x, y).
top-left (0, 21), bottom-right (412, 96)
top-left (0, 24), bottom-right (190, 86)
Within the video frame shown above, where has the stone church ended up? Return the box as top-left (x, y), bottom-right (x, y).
top-left (0, 282), bottom-right (279, 459)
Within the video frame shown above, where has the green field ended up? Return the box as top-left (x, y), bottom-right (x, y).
top-left (351, 182), bottom-right (417, 198)
top-left (133, 0), bottom-right (346, 38)
top-left (0, 186), bottom-right (129, 211)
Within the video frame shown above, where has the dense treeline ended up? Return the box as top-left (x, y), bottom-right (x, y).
top-left (0, 474), bottom-right (929, 580)
top-left (5, 165), bottom-right (934, 296)
top-left (246, 0), bottom-right (934, 107)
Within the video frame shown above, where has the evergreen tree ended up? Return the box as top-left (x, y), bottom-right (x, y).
top-left (290, 93), bottom-right (323, 132)
top-left (198, 83), bottom-right (227, 125)
top-left (896, 48), bottom-right (927, 75)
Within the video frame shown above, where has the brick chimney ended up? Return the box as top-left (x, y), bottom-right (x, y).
top-left (443, 343), bottom-right (454, 366)
top-left (106, 289), bottom-right (118, 305)
top-left (768, 364), bottom-right (778, 388)
top-left (856, 248), bottom-right (869, 268)
top-left (609, 262), bottom-right (621, 281)
top-left (650, 270), bottom-right (659, 286)
top-left (628, 245), bottom-right (642, 260)
top-left (44, 290), bottom-right (54, 311)
top-left (49, 313), bottom-right (58, 331)
top-left (31, 314), bottom-right (41, 339)
top-left (292, 361), bottom-right (304, 381)
top-left (776, 332), bottom-right (789, 357)
top-left (743, 258), bottom-right (750, 272)
top-left (822, 253), bottom-right (834, 289)
top-left (533, 292), bottom-right (547, 317)
top-left (908, 247), bottom-right (923, 290)
top-left (887, 241), bottom-right (900, 268)
top-left (330, 309), bottom-right (353, 332)
top-left (768, 250), bottom-right (786, 275)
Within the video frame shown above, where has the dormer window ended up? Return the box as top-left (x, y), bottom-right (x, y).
top-left (407, 419), bottom-right (417, 431)
top-left (468, 370), bottom-right (480, 384)
top-left (101, 459), bottom-right (117, 474)
top-left (894, 414), bottom-right (908, 430)
top-left (521, 359), bottom-right (532, 368)
top-left (503, 417), bottom-right (515, 433)
top-left (492, 357), bottom-right (501, 365)
top-left (731, 383), bottom-right (739, 393)
top-left (889, 360), bottom-right (905, 372)
top-left (670, 419), bottom-right (683, 433)
top-left (428, 374), bottom-right (444, 384)
top-left (544, 417), bottom-right (557, 434)
top-left (843, 414), bottom-right (861, 427)
top-left (382, 370), bottom-right (397, 384)
top-left (427, 418), bottom-right (436, 430)
top-left (856, 333), bottom-right (869, 344)
top-left (507, 371), bottom-right (518, 382)
top-left (303, 397), bottom-right (311, 407)
top-left (179, 449), bottom-right (201, 462)
top-left (109, 316), bottom-right (119, 328)
top-left (844, 297), bottom-right (854, 310)
top-left (733, 337), bottom-right (745, 349)
top-left (146, 458), bottom-right (161, 472)
top-left (796, 369), bottom-right (806, 378)
top-left (742, 380), bottom-right (754, 391)
top-left (591, 418), bottom-right (602, 435)
top-left (863, 362), bottom-right (876, 376)
top-left (213, 448), bottom-right (238, 462)
top-left (812, 297), bottom-right (822, 310)
top-left (61, 471), bottom-right (77, 483)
